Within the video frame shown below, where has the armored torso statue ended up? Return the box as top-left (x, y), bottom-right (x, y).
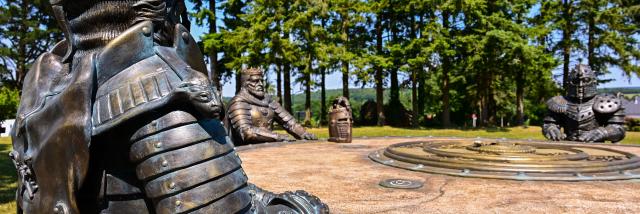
top-left (543, 64), bottom-right (626, 143)
top-left (228, 68), bottom-right (317, 145)
top-left (10, 1), bottom-right (327, 213)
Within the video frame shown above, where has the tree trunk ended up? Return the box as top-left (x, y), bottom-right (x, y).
top-left (277, 63), bottom-right (283, 105)
top-left (283, 63), bottom-right (292, 113)
top-left (561, 0), bottom-right (573, 91)
top-left (417, 15), bottom-right (426, 116)
top-left (410, 7), bottom-right (418, 128)
top-left (342, 62), bottom-right (349, 98)
top-left (441, 11), bottom-right (452, 128)
top-left (516, 69), bottom-right (525, 126)
top-left (283, 31), bottom-right (292, 112)
top-left (304, 69), bottom-right (311, 127)
top-left (375, 13), bottom-right (385, 126)
top-left (208, 0), bottom-right (220, 90)
top-left (16, 0), bottom-right (29, 89)
top-left (341, 12), bottom-right (350, 99)
top-left (235, 70), bottom-right (241, 94)
top-left (320, 67), bottom-right (327, 126)
top-left (304, 28), bottom-right (313, 127)
top-left (411, 69), bottom-right (418, 128)
top-left (587, 8), bottom-right (595, 70)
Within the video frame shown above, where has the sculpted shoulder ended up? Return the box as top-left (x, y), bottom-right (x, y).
top-left (546, 96), bottom-right (568, 113)
top-left (593, 93), bottom-right (622, 114)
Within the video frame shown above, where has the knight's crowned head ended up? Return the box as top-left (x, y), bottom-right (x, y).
top-left (567, 64), bottom-right (597, 100)
top-left (241, 67), bottom-right (265, 98)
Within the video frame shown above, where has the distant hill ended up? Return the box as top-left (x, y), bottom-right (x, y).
top-left (598, 87), bottom-right (640, 94)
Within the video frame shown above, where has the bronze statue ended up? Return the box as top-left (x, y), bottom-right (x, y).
top-left (543, 64), bottom-right (626, 143)
top-left (328, 97), bottom-right (352, 143)
top-left (10, 1), bottom-right (327, 213)
top-left (228, 68), bottom-right (317, 145)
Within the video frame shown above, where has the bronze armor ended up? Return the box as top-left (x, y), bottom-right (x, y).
top-left (328, 97), bottom-right (353, 143)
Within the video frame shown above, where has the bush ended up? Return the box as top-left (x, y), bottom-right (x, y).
top-left (0, 86), bottom-right (20, 121)
top-left (627, 118), bottom-right (640, 132)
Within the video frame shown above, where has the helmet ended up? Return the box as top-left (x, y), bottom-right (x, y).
top-left (566, 64), bottom-right (597, 101)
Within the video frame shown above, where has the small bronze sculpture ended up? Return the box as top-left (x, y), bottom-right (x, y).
top-left (543, 64), bottom-right (626, 143)
top-left (10, 1), bottom-right (327, 213)
top-left (328, 97), bottom-right (352, 143)
top-left (228, 68), bottom-right (317, 145)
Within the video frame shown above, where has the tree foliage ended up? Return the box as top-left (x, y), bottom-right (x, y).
top-left (1, 0), bottom-right (638, 127)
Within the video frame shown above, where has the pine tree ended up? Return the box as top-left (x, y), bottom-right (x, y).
top-left (0, 0), bottom-right (62, 90)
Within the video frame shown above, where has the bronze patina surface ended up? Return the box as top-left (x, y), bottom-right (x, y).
top-left (542, 64), bottom-right (626, 143)
top-left (10, 1), bottom-right (327, 213)
top-left (228, 68), bottom-right (317, 145)
top-left (328, 96), bottom-right (352, 143)
top-left (370, 139), bottom-right (640, 181)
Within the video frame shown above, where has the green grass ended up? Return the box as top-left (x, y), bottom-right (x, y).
top-left (291, 126), bottom-right (640, 144)
top-left (0, 126), bottom-right (638, 211)
top-left (0, 137), bottom-right (16, 213)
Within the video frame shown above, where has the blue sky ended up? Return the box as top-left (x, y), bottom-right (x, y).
top-left (185, 3), bottom-right (639, 97)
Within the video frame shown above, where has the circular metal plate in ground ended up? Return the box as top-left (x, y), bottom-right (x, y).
top-left (369, 139), bottom-right (640, 181)
top-left (379, 179), bottom-right (424, 189)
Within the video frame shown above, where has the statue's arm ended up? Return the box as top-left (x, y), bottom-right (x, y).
top-left (543, 96), bottom-right (567, 141)
top-left (269, 101), bottom-right (315, 140)
top-left (598, 108), bottom-right (626, 143)
top-left (228, 101), bottom-right (284, 143)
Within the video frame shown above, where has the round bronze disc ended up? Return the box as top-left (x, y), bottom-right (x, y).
top-left (369, 139), bottom-right (640, 181)
top-left (379, 179), bottom-right (424, 189)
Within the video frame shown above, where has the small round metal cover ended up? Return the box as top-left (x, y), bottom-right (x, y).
top-left (379, 179), bottom-right (424, 189)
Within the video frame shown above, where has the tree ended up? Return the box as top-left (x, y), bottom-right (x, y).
top-left (0, 0), bottom-right (62, 90)
top-left (0, 86), bottom-right (19, 120)
top-left (189, 0), bottom-right (221, 89)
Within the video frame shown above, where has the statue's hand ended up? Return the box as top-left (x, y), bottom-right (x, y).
top-left (302, 132), bottom-right (318, 140)
top-left (578, 128), bottom-right (606, 142)
top-left (544, 126), bottom-right (565, 141)
top-left (276, 134), bottom-right (294, 142)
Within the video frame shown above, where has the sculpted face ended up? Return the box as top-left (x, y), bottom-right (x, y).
top-left (245, 75), bottom-right (265, 99)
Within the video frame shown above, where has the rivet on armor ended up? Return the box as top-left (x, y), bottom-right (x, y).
top-left (181, 32), bottom-right (189, 42)
top-left (169, 182), bottom-right (176, 189)
top-left (155, 142), bottom-right (162, 148)
top-left (142, 26), bottom-right (151, 36)
top-left (162, 160), bottom-right (168, 167)
top-left (175, 200), bottom-right (182, 206)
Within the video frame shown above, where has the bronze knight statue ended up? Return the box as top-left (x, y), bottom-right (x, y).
top-left (543, 64), bottom-right (626, 143)
top-left (328, 97), bottom-right (353, 143)
top-left (228, 68), bottom-right (317, 145)
top-left (10, 1), bottom-right (328, 213)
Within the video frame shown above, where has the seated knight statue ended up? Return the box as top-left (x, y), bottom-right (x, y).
top-left (543, 64), bottom-right (626, 143)
top-left (10, 1), bottom-right (327, 213)
top-left (228, 68), bottom-right (318, 145)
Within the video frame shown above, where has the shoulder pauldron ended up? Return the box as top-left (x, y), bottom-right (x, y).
top-left (593, 94), bottom-right (622, 114)
top-left (546, 96), bottom-right (568, 113)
